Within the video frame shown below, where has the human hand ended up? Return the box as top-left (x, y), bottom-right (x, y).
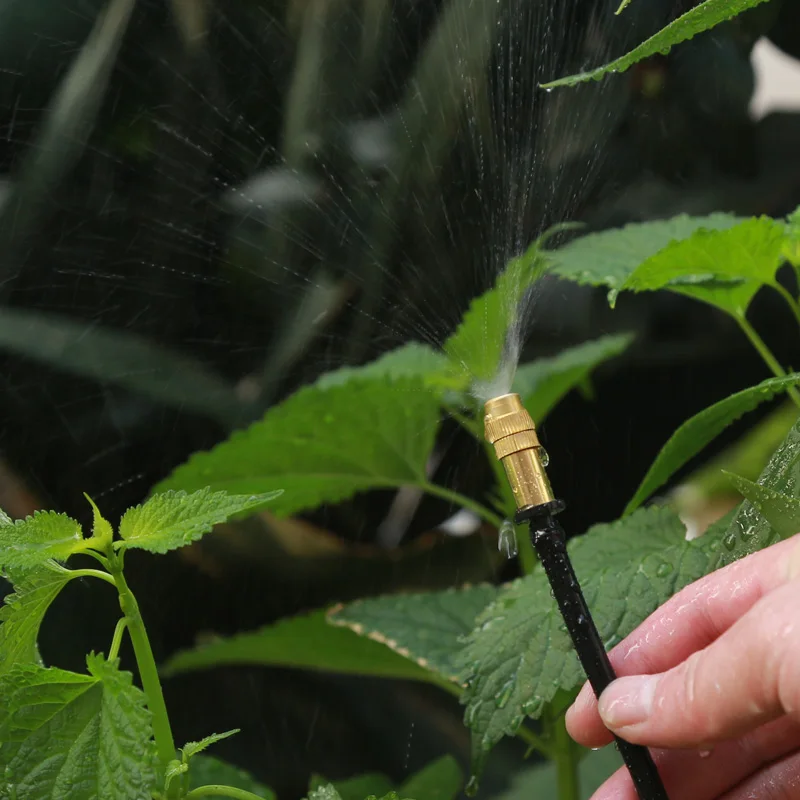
top-left (565, 532), bottom-right (800, 799)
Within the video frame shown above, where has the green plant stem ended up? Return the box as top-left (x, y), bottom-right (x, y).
top-left (184, 786), bottom-right (266, 800)
top-left (107, 553), bottom-right (176, 790)
top-left (108, 617), bottom-right (129, 661)
top-left (553, 715), bottom-right (580, 800)
top-left (773, 282), bottom-right (800, 332)
top-left (66, 567), bottom-right (117, 586)
top-left (421, 482), bottom-right (504, 528)
top-left (736, 314), bottom-right (800, 409)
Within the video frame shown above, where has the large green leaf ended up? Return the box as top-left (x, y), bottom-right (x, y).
top-left (0, 564), bottom-right (71, 673)
top-left (444, 253), bottom-right (546, 386)
top-left (162, 609), bottom-right (434, 683)
top-left (546, 214), bottom-right (741, 295)
top-left (0, 511), bottom-right (87, 569)
top-left (541, 0), bottom-right (770, 88)
top-left (614, 216), bottom-right (787, 317)
top-left (624, 375), bottom-right (800, 515)
top-left (328, 585), bottom-right (499, 683)
top-left (457, 504), bottom-right (774, 776)
top-left (512, 334), bottom-right (634, 422)
top-left (0, 655), bottom-right (157, 800)
top-left (188, 755), bottom-right (275, 799)
top-left (117, 488), bottom-right (282, 554)
top-left (155, 377), bottom-right (441, 518)
top-left (316, 343), bottom-right (460, 392)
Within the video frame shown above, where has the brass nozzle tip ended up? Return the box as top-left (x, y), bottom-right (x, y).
top-left (484, 393), bottom-right (554, 512)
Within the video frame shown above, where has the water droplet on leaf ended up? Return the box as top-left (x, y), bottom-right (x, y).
top-left (656, 562), bottom-right (673, 578)
top-left (523, 696), bottom-right (543, 716)
top-left (465, 776), bottom-right (480, 797)
top-left (723, 532), bottom-right (737, 551)
top-left (495, 679), bottom-right (515, 709)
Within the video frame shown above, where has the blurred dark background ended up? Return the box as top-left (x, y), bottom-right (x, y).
top-left (1, 0), bottom-right (800, 796)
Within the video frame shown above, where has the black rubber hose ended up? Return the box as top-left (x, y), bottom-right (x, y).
top-left (517, 504), bottom-right (669, 800)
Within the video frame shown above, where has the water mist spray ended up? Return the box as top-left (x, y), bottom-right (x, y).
top-left (483, 393), bottom-right (669, 800)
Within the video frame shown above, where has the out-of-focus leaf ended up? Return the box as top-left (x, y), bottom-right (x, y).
top-left (398, 755), bottom-right (462, 800)
top-left (328, 585), bottom-right (499, 682)
top-left (155, 378), bottom-right (441, 518)
top-left (0, 307), bottom-right (242, 426)
top-left (492, 746), bottom-right (623, 800)
top-left (309, 773), bottom-right (395, 800)
top-left (726, 474), bottom-right (800, 538)
top-left (624, 374), bottom-right (800, 515)
top-left (541, 0), bottom-right (770, 88)
top-left (162, 609), bottom-right (433, 683)
top-left (512, 334), bottom-right (634, 422)
top-left (0, 0), bottom-right (136, 282)
top-left (188, 755), bottom-right (275, 799)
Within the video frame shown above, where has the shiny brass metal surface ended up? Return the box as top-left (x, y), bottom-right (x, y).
top-left (484, 393), bottom-right (554, 511)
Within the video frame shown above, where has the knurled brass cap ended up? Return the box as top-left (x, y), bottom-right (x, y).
top-left (484, 393), bottom-right (536, 444)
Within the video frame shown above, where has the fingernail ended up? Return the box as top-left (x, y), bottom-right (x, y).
top-left (598, 675), bottom-right (658, 729)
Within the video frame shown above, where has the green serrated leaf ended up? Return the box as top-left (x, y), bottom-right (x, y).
top-left (457, 505), bottom-right (769, 775)
top-left (0, 511), bottom-right (85, 569)
top-left (181, 728), bottom-right (240, 762)
top-left (155, 378), bottom-right (442, 518)
top-left (616, 216), bottom-right (787, 316)
top-left (316, 343), bottom-right (460, 392)
top-left (546, 213), bottom-right (741, 292)
top-left (163, 609), bottom-right (433, 683)
top-left (164, 759), bottom-right (188, 791)
top-left (328, 585), bottom-right (499, 682)
top-left (398, 755), bottom-right (462, 800)
top-left (444, 252), bottom-right (546, 385)
top-left (117, 488), bottom-right (281, 554)
top-left (726, 473), bottom-right (800, 538)
top-left (188, 755), bottom-right (275, 799)
top-left (0, 507), bottom-right (12, 526)
top-left (512, 334), bottom-right (634, 422)
top-left (625, 375), bottom-right (800, 515)
top-left (0, 654), bottom-right (157, 800)
top-left (0, 564), bottom-right (72, 673)
top-left (541, 0), bottom-right (770, 88)
top-left (84, 494), bottom-right (114, 547)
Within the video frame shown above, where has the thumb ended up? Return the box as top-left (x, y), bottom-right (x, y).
top-left (596, 580), bottom-right (800, 748)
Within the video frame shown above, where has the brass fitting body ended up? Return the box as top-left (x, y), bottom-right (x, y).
top-left (484, 393), bottom-right (555, 512)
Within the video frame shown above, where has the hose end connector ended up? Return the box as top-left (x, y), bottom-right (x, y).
top-left (484, 393), bottom-right (555, 512)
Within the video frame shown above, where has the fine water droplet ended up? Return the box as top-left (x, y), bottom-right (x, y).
top-left (465, 776), bottom-right (480, 797)
top-left (741, 525), bottom-right (756, 539)
top-left (558, 622), bottom-right (568, 634)
top-left (523, 696), bottom-right (543, 715)
top-left (656, 562), bottom-right (673, 578)
top-left (698, 749), bottom-right (712, 759)
top-left (498, 520), bottom-right (518, 559)
top-left (509, 713), bottom-right (524, 732)
top-left (465, 701), bottom-right (481, 726)
top-left (537, 446), bottom-right (550, 467)
top-left (709, 540), bottom-right (721, 552)
top-left (722, 532), bottom-right (737, 551)
top-left (576, 614), bottom-right (586, 625)
top-left (495, 679), bottom-right (515, 709)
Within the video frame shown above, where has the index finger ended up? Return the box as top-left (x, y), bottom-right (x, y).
top-left (567, 532), bottom-right (800, 747)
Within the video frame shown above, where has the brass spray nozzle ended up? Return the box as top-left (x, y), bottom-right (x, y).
top-left (484, 393), bottom-right (554, 512)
